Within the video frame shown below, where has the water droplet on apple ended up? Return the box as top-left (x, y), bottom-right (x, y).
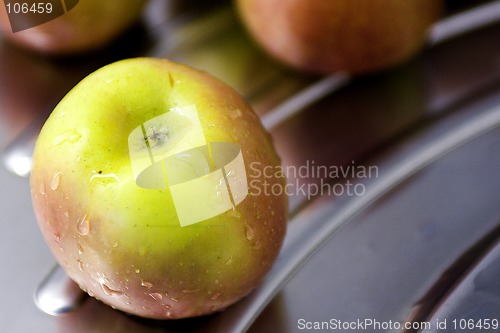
top-left (225, 257), bottom-right (233, 265)
top-left (135, 269), bottom-right (140, 274)
top-left (77, 259), bottom-right (84, 271)
top-left (39, 183), bottom-right (46, 195)
top-left (53, 232), bottom-right (62, 242)
top-left (252, 241), bottom-right (262, 250)
top-left (50, 171), bottom-right (61, 190)
top-left (98, 278), bottom-right (122, 296)
top-left (90, 171), bottom-right (120, 184)
top-left (244, 223), bottom-right (255, 241)
top-left (77, 243), bottom-right (83, 254)
top-left (112, 242), bottom-right (118, 248)
top-left (228, 108), bottom-right (242, 120)
top-left (52, 130), bottom-right (81, 146)
top-left (215, 178), bottom-right (226, 196)
top-left (52, 135), bottom-right (67, 146)
top-left (141, 281), bottom-right (153, 288)
top-left (227, 209), bottom-right (241, 219)
top-left (149, 292), bottom-right (163, 301)
top-left (181, 289), bottom-right (199, 294)
top-left (77, 215), bottom-right (90, 236)
top-left (211, 293), bottom-right (221, 301)
top-left (68, 133), bottom-right (81, 143)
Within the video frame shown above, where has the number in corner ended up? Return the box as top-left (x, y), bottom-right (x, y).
top-left (5, 2), bottom-right (53, 15)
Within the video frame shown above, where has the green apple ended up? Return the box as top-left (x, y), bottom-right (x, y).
top-left (236, 0), bottom-right (443, 74)
top-left (30, 58), bottom-right (287, 319)
top-left (0, 0), bottom-right (148, 55)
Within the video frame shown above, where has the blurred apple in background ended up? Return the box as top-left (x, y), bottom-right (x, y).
top-left (30, 58), bottom-right (287, 319)
top-left (236, 0), bottom-right (444, 74)
top-left (0, 0), bottom-right (148, 55)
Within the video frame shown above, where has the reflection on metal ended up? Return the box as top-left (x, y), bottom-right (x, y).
top-left (403, 224), bottom-right (500, 333)
top-left (34, 265), bottom-right (86, 316)
top-left (429, 1), bottom-right (500, 45)
top-left (2, 152), bottom-right (31, 177)
top-left (419, 242), bottom-right (500, 333)
top-left (261, 73), bottom-right (350, 130)
top-left (205, 99), bottom-right (500, 333)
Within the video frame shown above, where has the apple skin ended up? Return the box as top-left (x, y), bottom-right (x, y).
top-left (0, 0), bottom-right (147, 55)
top-left (30, 58), bottom-right (287, 319)
top-left (236, 0), bottom-right (443, 74)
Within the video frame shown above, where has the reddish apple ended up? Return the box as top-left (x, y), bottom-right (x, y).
top-left (0, 0), bottom-right (148, 55)
top-left (236, 0), bottom-right (444, 74)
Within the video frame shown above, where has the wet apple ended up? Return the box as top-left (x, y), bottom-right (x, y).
top-left (30, 58), bottom-right (287, 319)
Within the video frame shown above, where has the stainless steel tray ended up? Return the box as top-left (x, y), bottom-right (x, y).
top-left (1, 1), bottom-right (500, 332)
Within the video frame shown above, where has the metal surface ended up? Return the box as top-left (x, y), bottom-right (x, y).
top-left (34, 265), bottom-right (87, 316)
top-left (1, 1), bottom-right (500, 332)
top-left (421, 242), bottom-right (500, 333)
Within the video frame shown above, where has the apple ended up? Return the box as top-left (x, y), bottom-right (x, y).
top-left (30, 57), bottom-right (287, 319)
top-left (0, 0), bottom-right (148, 55)
top-left (236, 0), bottom-right (444, 74)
